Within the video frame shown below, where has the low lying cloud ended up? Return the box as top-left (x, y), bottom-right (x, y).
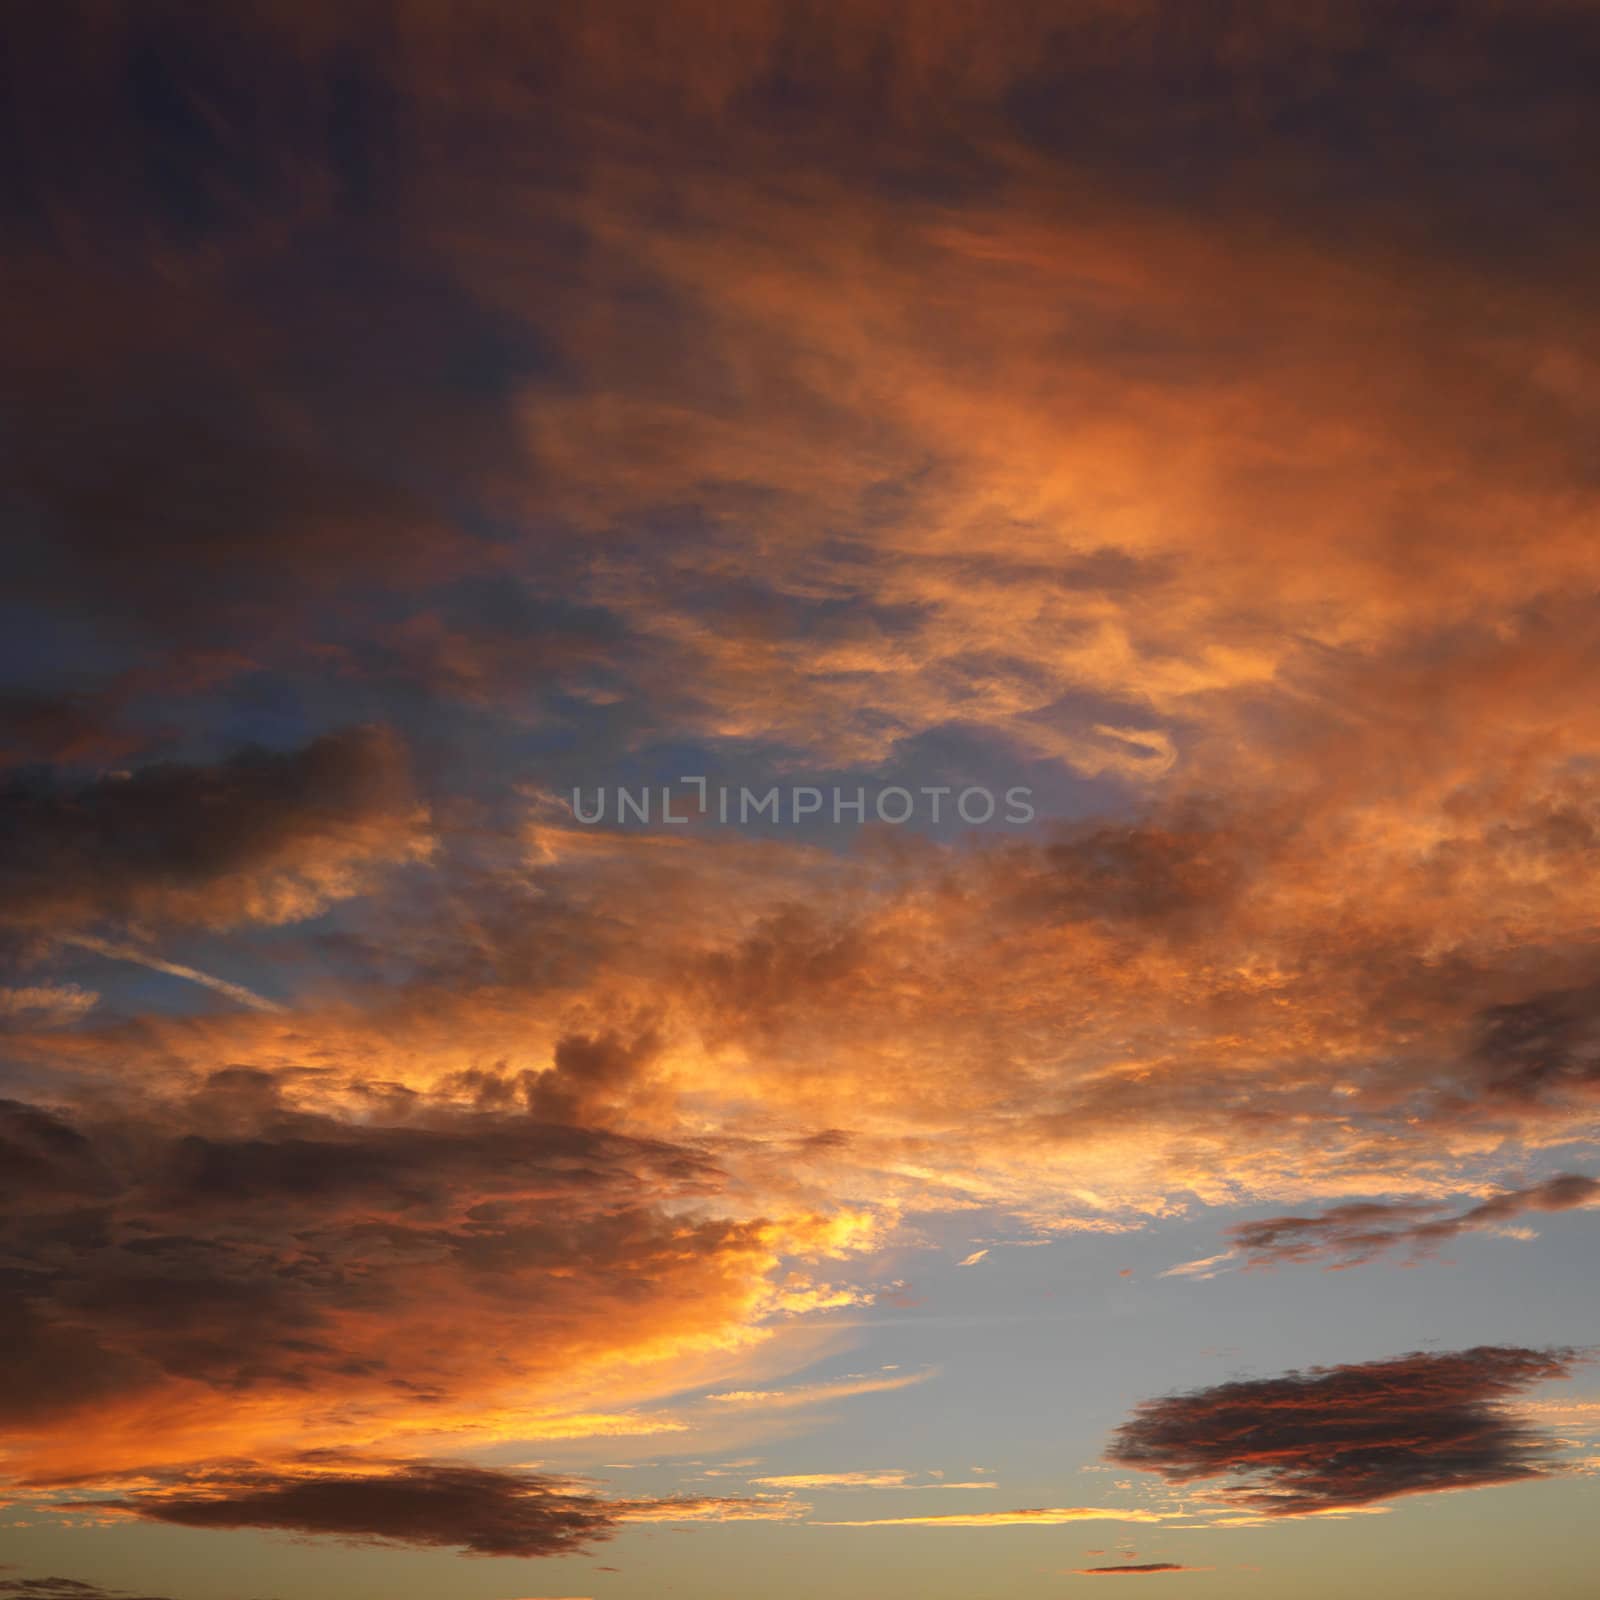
top-left (1070, 1565), bottom-right (1204, 1577)
top-left (88, 1460), bottom-right (803, 1558)
top-left (1108, 1346), bottom-right (1581, 1515)
top-left (0, 1580), bottom-right (216, 1600)
top-left (97, 1462), bottom-right (618, 1557)
top-left (0, 1083), bottom-right (812, 1481)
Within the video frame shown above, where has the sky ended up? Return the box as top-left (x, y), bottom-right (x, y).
top-left (2, 3), bottom-right (1599, 1596)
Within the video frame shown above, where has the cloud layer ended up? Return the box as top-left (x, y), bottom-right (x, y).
top-left (2, 1), bottom-right (1599, 1587)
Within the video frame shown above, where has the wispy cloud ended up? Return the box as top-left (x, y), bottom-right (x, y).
top-left (817, 1507), bottom-right (1170, 1528)
top-left (703, 1371), bottom-right (936, 1411)
top-left (59, 934), bottom-right (284, 1013)
top-left (750, 1470), bottom-right (996, 1491)
top-left (752, 1471), bottom-right (912, 1489)
top-left (1156, 1253), bottom-right (1234, 1281)
top-left (1226, 1176), bottom-right (1600, 1270)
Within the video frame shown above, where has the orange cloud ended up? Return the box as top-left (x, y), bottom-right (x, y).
top-left (702, 1371), bottom-right (935, 1412)
top-left (0, 1082), bottom-right (852, 1483)
top-left (751, 1471), bottom-right (912, 1489)
top-left (6, 3), bottom-right (1600, 1581)
top-left (817, 1507), bottom-right (1170, 1528)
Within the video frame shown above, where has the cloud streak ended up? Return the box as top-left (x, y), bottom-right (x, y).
top-left (818, 1508), bottom-right (1168, 1528)
top-left (57, 934), bottom-right (284, 1013)
top-left (1228, 1176), bottom-right (1600, 1270)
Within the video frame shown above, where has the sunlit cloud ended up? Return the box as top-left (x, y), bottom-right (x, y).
top-left (4, 1), bottom-right (1600, 1590)
top-left (702, 1371), bottom-right (936, 1411)
top-left (752, 1471), bottom-right (912, 1489)
top-left (817, 1507), bottom-right (1171, 1528)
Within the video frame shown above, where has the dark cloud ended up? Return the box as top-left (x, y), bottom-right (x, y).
top-left (35, 0), bottom-right (1574, 277)
top-left (89, 1460), bottom-right (790, 1558)
top-left (0, 1083), bottom-right (729, 1436)
top-left (1003, 2), bottom-right (1600, 264)
top-left (0, 6), bottom-right (569, 724)
top-left (1107, 1347), bottom-right (1580, 1514)
top-left (0, 692), bottom-right (138, 770)
top-left (997, 804), bottom-right (1259, 928)
top-left (0, 1099), bottom-right (115, 1210)
top-left (526, 1029), bottom-right (664, 1124)
top-left (1071, 1565), bottom-right (1199, 1577)
top-left (99, 1461), bottom-right (621, 1559)
top-left (1472, 984), bottom-right (1600, 1102)
top-left (1230, 1175), bottom-right (1600, 1269)
top-left (698, 907), bottom-right (866, 1027)
top-left (0, 725), bottom-right (425, 932)
top-left (0, 1580), bottom-right (211, 1600)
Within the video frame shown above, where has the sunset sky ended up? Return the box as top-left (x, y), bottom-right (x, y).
top-left (3, 4), bottom-right (1599, 1597)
